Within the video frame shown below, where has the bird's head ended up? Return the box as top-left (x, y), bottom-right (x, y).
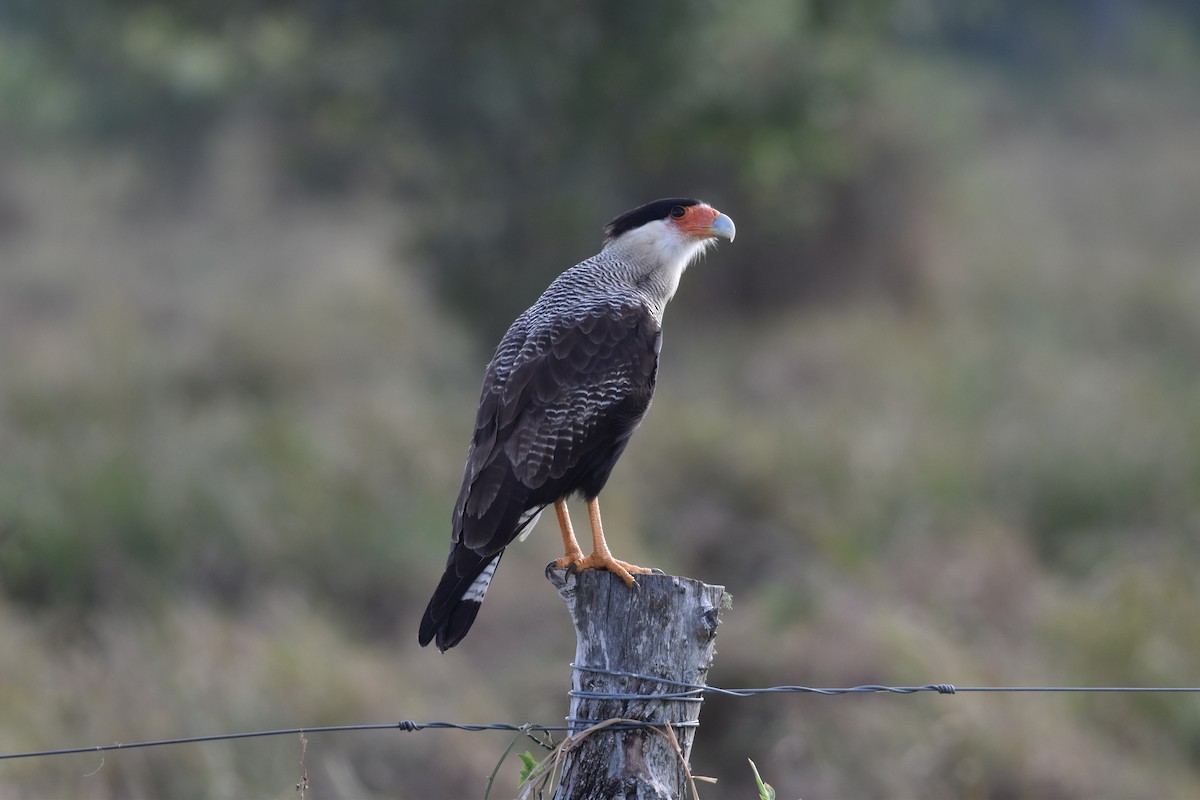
top-left (604, 197), bottom-right (735, 248)
top-left (601, 198), bottom-right (735, 304)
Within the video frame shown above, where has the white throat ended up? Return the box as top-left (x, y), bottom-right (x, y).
top-left (604, 219), bottom-right (714, 309)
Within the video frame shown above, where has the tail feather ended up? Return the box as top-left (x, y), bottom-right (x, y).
top-left (419, 504), bottom-right (545, 651)
top-left (418, 549), bottom-right (502, 651)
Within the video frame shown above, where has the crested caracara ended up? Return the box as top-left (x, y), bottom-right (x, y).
top-left (419, 198), bottom-right (735, 651)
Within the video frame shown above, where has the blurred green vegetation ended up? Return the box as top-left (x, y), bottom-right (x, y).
top-left (2, 1), bottom-right (1200, 798)
top-left (0, 0), bottom-right (916, 336)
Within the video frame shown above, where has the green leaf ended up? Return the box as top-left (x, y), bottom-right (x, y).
top-left (748, 759), bottom-right (776, 800)
top-left (484, 725), bottom-right (532, 800)
top-left (518, 751), bottom-right (541, 787)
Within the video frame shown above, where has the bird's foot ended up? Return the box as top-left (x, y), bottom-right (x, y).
top-left (553, 548), bottom-right (585, 573)
top-left (556, 551), bottom-right (653, 587)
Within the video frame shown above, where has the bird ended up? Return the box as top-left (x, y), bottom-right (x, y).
top-left (418, 198), bottom-right (735, 652)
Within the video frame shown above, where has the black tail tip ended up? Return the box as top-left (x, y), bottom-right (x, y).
top-left (418, 599), bottom-right (483, 652)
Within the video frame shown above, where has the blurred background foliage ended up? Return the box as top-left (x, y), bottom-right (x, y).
top-left (1, 0), bottom-right (1199, 797)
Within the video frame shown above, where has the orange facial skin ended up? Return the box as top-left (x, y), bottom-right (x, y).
top-left (670, 204), bottom-right (735, 241)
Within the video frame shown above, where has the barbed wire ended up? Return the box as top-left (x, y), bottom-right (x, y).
top-left (2, 665), bottom-right (1198, 763)
top-left (0, 722), bottom-right (566, 762)
top-left (569, 663), bottom-right (1200, 698)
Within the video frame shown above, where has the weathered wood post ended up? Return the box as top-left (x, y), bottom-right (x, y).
top-left (546, 566), bottom-right (727, 800)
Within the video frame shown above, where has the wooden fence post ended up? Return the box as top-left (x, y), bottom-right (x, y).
top-left (546, 567), bottom-right (727, 800)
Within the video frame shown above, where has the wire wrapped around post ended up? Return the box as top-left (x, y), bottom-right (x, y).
top-left (546, 566), bottom-right (728, 800)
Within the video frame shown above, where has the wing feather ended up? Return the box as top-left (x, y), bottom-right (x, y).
top-left (453, 300), bottom-right (660, 553)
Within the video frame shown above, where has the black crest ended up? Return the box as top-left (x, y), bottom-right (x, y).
top-left (604, 198), bottom-right (702, 242)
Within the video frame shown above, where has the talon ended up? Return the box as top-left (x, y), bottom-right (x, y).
top-left (613, 559), bottom-right (654, 577)
top-left (606, 556), bottom-right (636, 587)
top-left (568, 552), bottom-right (653, 587)
top-left (552, 497), bottom-right (651, 588)
top-left (553, 555), bottom-right (583, 575)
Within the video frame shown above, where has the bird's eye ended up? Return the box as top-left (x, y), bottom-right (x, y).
top-left (670, 206), bottom-right (687, 219)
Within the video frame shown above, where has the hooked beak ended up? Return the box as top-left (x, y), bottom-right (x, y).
top-left (708, 212), bottom-right (735, 242)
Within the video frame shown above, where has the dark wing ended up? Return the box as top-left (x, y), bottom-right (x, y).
top-left (419, 300), bottom-right (660, 650)
top-left (455, 300), bottom-right (661, 554)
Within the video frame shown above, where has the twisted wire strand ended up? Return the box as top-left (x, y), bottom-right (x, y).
top-left (570, 663), bottom-right (960, 696)
top-left (569, 664), bottom-right (1200, 697)
top-left (0, 722), bottom-right (546, 761)
top-left (2, 668), bottom-right (1198, 762)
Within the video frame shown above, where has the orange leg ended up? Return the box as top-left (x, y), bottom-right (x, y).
top-left (553, 498), bottom-right (584, 566)
top-left (553, 496), bottom-right (651, 587)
